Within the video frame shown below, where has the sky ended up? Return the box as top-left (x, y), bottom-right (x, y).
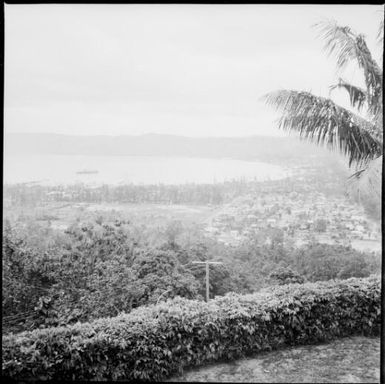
top-left (4, 4), bottom-right (384, 137)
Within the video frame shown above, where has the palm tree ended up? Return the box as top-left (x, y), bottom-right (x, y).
top-left (263, 20), bottom-right (383, 202)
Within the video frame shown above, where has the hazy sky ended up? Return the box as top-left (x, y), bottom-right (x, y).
top-left (4, 4), bottom-right (383, 137)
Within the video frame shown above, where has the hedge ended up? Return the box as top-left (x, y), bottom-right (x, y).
top-left (2, 276), bottom-right (380, 381)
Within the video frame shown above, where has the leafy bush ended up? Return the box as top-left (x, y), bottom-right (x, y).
top-left (2, 223), bottom-right (56, 319)
top-left (131, 248), bottom-right (200, 305)
top-left (269, 266), bottom-right (305, 285)
top-left (2, 276), bottom-right (380, 381)
top-left (291, 243), bottom-right (381, 282)
top-left (2, 221), bottom-right (202, 332)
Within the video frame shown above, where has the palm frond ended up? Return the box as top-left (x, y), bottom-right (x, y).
top-left (329, 78), bottom-right (367, 112)
top-left (314, 20), bottom-right (382, 117)
top-left (348, 155), bottom-right (382, 201)
top-left (263, 90), bottom-right (383, 167)
top-left (377, 18), bottom-right (384, 46)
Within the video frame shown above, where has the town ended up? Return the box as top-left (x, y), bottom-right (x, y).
top-left (203, 167), bottom-right (381, 252)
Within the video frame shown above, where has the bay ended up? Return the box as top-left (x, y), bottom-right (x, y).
top-left (4, 154), bottom-right (290, 186)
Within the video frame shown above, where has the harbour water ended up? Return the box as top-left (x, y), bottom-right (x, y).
top-left (4, 154), bottom-right (290, 186)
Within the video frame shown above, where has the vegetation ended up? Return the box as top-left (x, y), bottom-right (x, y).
top-left (3, 214), bottom-right (380, 334)
top-left (3, 180), bottom-right (251, 206)
top-left (264, 20), bottom-right (383, 204)
top-left (2, 276), bottom-right (380, 381)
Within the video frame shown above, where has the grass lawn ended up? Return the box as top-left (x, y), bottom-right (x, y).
top-left (168, 336), bottom-right (380, 383)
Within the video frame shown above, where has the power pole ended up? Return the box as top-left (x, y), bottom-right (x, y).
top-left (192, 260), bottom-right (223, 302)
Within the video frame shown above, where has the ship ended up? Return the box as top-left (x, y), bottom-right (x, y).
top-left (76, 169), bottom-right (99, 175)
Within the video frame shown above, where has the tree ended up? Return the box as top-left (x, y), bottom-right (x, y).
top-left (132, 248), bottom-right (200, 304)
top-left (268, 266), bottom-right (305, 285)
top-left (62, 220), bottom-right (136, 282)
top-left (290, 242), bottom-right (380, 282)
top-left (163, 220), bottom-right (183, 249)
top-left (314, 218), bottom-right (327, 233)
top-left (81, 259), bottom-right (144, 320)
top-left (264, 20), bottom-right (383, 202)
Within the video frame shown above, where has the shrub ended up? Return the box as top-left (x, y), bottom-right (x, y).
top-left (269, 266), bottom-right (305, 285)
top-left (2, 276), bottom-right (380, 381)
top-left (292, 243), bottom-right (380, 282)
top-left (2, 223), bottom-right (203, 332)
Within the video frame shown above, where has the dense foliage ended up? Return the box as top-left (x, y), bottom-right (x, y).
top-left (2, 219), bottom-right (201, 332)
top-left (3, 180), bottom-right (250, 206)
top-left (268, 266), bottom-right (305, 285)
top-left (3, 167), bottom-right (348, 208)
top-left (2, 276), bottom-right (380, 381)
top-left (3, 214), bottom-right (380, 334)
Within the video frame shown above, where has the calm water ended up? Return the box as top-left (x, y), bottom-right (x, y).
top-left (4, 154), bottom-right (290, 186)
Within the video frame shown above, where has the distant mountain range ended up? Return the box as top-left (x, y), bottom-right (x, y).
top-left (4, 132), bottom-right (337, 164)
